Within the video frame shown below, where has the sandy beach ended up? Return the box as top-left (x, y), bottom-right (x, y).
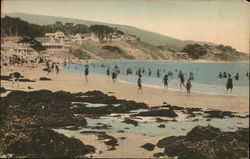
top-left (1, 65), bottom-right (249, 115)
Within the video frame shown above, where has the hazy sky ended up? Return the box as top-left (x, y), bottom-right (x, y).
top-left (2, 0), bottom-right (250, 53)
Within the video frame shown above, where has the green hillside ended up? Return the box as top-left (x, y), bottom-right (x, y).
top-left (2, 12), bottom-right (215, 50)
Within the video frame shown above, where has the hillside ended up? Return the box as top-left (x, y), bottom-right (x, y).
top-left (181, 44), bottom-right (249, 61)
top-left (67, 40), bottom-right (172, 60)
top-left (2, 12), bottom-right (215, 51)
top-left (67, 41), bottom-right (249, 61)
top-left (1, 13), bottom-right (248, 62)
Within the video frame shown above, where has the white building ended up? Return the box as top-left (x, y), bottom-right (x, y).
top-left (71, 33), bottom-right (85, 44)
top-left (1, 36), bottom-right (37, 55)
top-left (123, 34), bottom-right (137, 42)
top-left (38, 31), bottom-right (71, 49)
top-left (83, 33), bottom-right (100, 42)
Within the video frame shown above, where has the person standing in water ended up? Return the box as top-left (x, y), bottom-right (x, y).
top-left (84, 61), bottom-right (89, 82)
top-left (157, 69), bottom-right (160, 78)
top-left (218, 72), bottom-right (223, 78)
top-left (234, 73), bottom-right (239, 80)
top-left (137, 75), bottom-right (142, 93)
top-left (107, 67), bottom-right (110, 77)
top-left (148, 68), bottom-right (152, 76)
top-left (112, 71), bottom-right (117, 83)
top-left (186, 79), bottom-right (192, 93)
top-left (226, 75), bottom-right (233, 92)
top-left (55, 63), bottom-right (60, 74)
top-left (162, 74), bottom-right (169, 91)
top-left (178, 71), bottom-right (185, 88)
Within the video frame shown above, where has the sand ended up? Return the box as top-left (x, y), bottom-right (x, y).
top-left (63, 132), bottom-right (164, 158)
top-left (1, 65), bottom-right (249, 115)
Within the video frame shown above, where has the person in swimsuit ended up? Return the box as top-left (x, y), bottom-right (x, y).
top-left (84, 61), bottom-right (89, 82)
top-left (10, 72), bottom-right (21, 87)
top-left (162, 74), bottom-right (169, 91)
top-left (226, 75), bottom-right (233, 92)
top-left (137, 76), bottom-right (142, 93)
top-left (186, 79), bottom-right (192, 93)
top-left (178, 71), bottom-right (185, 88)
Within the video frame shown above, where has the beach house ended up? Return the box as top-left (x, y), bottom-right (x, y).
top-left (71, 33), bottom-right (85, 45)
top-left (82, 33), bottom-right (100, 42)
top-left (38, 31), bottom-right (71, 49)
top-left (1, 36), bottom-right (36, 55)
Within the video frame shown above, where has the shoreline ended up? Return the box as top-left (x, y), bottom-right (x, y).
top-left (1, 65), bottom-right (249, 115)
top-left (86, 59), bottom-right (250, 64)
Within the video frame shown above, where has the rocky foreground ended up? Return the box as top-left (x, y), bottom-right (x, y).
top-left (0, 89), bottom-right (249, 158)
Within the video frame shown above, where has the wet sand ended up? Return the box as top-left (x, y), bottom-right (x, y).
top-left (1, 65), bottom-right (249, 115)
top-left (63, 133), bottom-right (164, 158)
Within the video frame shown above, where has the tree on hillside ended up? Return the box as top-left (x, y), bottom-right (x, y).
top-left (182, 44), bottom-right (208, 59)
top-left (1, 16), bottom-right (46, 37)
top-left (18, 37), bottom-right (46, 52)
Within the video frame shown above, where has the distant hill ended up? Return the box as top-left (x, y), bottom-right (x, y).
top-left (2, 12), bottom-right (215, 51)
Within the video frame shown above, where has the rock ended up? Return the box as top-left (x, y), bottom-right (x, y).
top-left (156, 125), bottom-right (249, 159)
top-left (0, 126), bottom-right (95, 158)
top-left (186, 125), bottom-right (221, 142)
top-left (27, 86), bottom-right (33, 89)
top-left (0, 87), bottom-right (6, 93)
top-left (39, 77), bottom-right (52, 81)
top-left (140, 143), bottom-right (155, 151)
top-left (97, 133), bottom-right (118, 150)
top-left (158, 124), bottom-right (166, 128)
top-left (122, 118), bottom-right (138, 126)
top-left (204, 110), bottom-right (236, 119)
top-left (119, 137), bottom-right (126, 140)
top-left (153, 152), bottom-right (165, 158)
top-left (19, 79), bottom-right (35, 82)
top-left (135, 109), bottom-right (178, 118)
top-left (117, 130), bottom-right (125, 133)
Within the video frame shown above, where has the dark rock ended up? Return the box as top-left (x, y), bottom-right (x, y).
top-left (140, 143), bottom-right (155, 151)
top-left (155, 117), bottom-right (170, 122)
top-left (186, 125), bottom-right (221, 142)
top-left (117, 130), bottom-right (125, 133)
top-left (158, 124), bottom-right (165, 128)
top-left (204, 110), bottom-right (236, 119)
top-left (19, 79), bottom-right (35, 82)
top-left (39, 77), bottom-right (52, 81)
top-left (90, 124), bottom-right (112, 130)
top-left (153, 152), bottom-right (165, 158)
top-left (162, 104), bottom-right (185, 110)
top-left (97, 133), bottom-right (118, 150)
top-left (0, 87), bottom-right (6, 93)
top-left (135, 109), bottom-right (178, 117)
top-left (0, 126), bottom-right (95, 158)
top-left (156, 125), bottom-right (249, 159)
top-left (119, 137), bottom-right (126, 140)
top-left (122, 118), bottom-right (138, 126)
top-left (27, 86), bottom-right (33, 89)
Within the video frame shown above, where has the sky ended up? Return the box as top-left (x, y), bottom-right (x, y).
top-left (1, 0), bottom-right (250, 53)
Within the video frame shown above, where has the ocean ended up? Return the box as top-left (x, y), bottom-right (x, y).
top-left (62, 60), bottom-right (249, 97)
